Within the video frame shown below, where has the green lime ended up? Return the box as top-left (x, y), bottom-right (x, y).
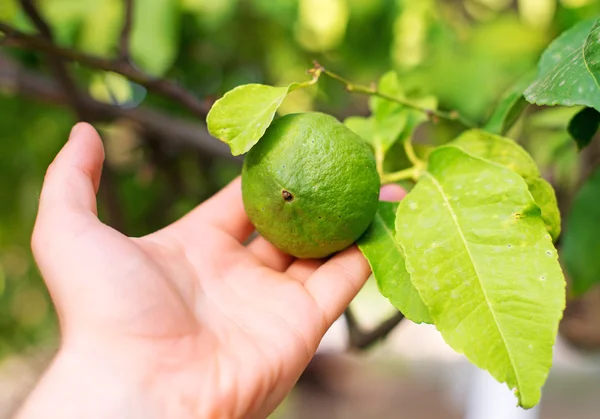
top-left (242, 112), bottom-right (380, 259)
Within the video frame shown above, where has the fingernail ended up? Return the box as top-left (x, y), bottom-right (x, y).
top-left (69, 123), bottom-right (84, 142)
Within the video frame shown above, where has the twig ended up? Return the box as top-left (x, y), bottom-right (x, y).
top-left (118, 0), bottom-right (134, 63)
top-left (19, 0), bottom-right (52, 38)
top-left (380, 166), bottom-right (421, 184)
top-left (312, 61), bottom-right (475, 128)
top-left (0, 53), bottom-right (237, 161)
top-left (344, 308), bottom-right (405, 350)
top-left (18, 0), bottom-right (89, 119)
top-left (0, 21), bottom-right (210, 117)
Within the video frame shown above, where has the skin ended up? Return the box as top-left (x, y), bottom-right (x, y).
top-left (17, 123), bottom-right (405, 419)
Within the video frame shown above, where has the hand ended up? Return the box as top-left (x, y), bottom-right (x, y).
top-left (18, 123), bottom-right (404, 419)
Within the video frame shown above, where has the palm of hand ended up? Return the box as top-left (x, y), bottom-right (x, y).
top-left (32, 124), bottom-right (371, 418)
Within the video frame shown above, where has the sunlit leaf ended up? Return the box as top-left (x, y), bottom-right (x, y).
top-left (396, 146), bottom-right (565, 408)
top-left (563, 168), bottom-right (600, 296)
top-left (89, 72), bottom-right (133, 106)
top-left (357, 202), bottom-right (432, 324)
top-left (78, 0), bottom-right (122, 55)
top-left (452, 130), bottom-right (561, 240)
top-left (567, 107), bottom-right (600, 150)
top-left (295, 0), bottom-right (349, 52)
top-left (525, 18), bottom-right (600, 110)
top-left (452, 130), bottom-right (539, 178)
top-left (207, 83), bottom-right (303, 155)
top-left (131, 0), bottom-right (180, 76)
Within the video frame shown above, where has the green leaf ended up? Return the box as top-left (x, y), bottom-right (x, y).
top-left (207, 84), bottom-right (295, 155)
top-left (451, 130), bottom-right (561, 241)
top-left (357, 202), bottom-right (432, 324)
top-left (369, 71), bottom-right (404, 116)
top-left (78, 0), bottom-right (122, 56)
top-left (396, 146), bottom-right (565, 408)
top-left (451, 130), bottom-right (539, 178)
top-left (526, 177), bottom-right (561, 242)
top-left (485, 72), bottom-right (535, 135)
top-left (344, 116), bottom-right (374, 144)
top-left (131, 0), bottom-right (180, 76)
top-left (567, 107), bottom-right (600, 150)
top-left (89, 72), bottom-right (133, 106)
top-left (563, 168), bottom-right (600, 296)
top-left (525, 18), bottom-right (600, 111)
top-left (344, 112), bottom-right (407, 154)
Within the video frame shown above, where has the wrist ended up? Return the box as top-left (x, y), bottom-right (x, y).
top-left (16, 343), bottom-right (157, 419)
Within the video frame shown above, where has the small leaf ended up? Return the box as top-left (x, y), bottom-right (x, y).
top-left (396, 146), bottom-right (565, 408)
top-left (344, 116), bottom-right (374, 145)
top-left (525, 18), bottom-right (600, 111)
top-left (131, 0), bottom-right (180, 76)
top-left (344, 111), bottom-right (407, 154)
top-left (526, 177), bottom-right (561, 242)
top-left (452, 130), bottom-right (539, 178)
top-left (370, 71), bottom-right (404, 116)
top-left (485, 72), bottom-right (535, 135)
top-left (563, 168), bottom-right (600, 296)
top-left (567, 107), bottom-right (600, 150)
top-left (207, 84), bottom-right (293, 155)
top-left (358, 202), bottom-right (432, 324)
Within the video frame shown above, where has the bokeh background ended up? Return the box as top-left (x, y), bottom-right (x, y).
top-left (1, 0), bottom-right (600, 418)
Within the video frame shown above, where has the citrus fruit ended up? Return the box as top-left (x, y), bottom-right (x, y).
top-left (242, 112), bottom-right (380, 259)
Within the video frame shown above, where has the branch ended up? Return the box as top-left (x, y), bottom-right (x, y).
top-left (18, 0), bottom-right (89, 119)
top-left (344, 308), bottom-right (405, 350)
top-left (311, 61), bottom-right (475, 128)
top-left (0, 54), bottom-right (237, 161)
top-left (0, 21), bottom-right (210, 117)
top-left (19, 0), bottom-right (52, 38)
top-left (119, 0), bottom-right (134, 63)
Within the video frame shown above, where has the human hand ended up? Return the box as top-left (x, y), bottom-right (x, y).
top-left (18, 123), bottom-right (404, 419)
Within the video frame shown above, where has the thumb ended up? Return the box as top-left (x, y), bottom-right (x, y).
top-left (32, 122), bottom-right (105, 262)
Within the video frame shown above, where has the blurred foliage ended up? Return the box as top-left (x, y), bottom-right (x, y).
top-left (1, 0), bottom-right (600, 358)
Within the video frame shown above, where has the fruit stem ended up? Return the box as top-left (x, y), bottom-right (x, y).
top-left (312, 62), bottom-right (475, 128)
top-left (375, 146), bottom-right (385, 179)
top-left (403, 140), bottom-right (423, 167)
top-left (380, 166), bottom-right (422, 184)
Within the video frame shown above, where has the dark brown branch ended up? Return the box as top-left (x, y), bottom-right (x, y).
top-left (0, 21), bottom-right (210, 117)
top-left (19, 0), bottom-right (52, 38)
top-left (344, 308), bottom-right (405, 350)
top-left (119, 0), bottom-right (134, 63)
top-left (0, 54), bottom-right (237, 161)
top-left (18, 0), bottom-right (89, 120)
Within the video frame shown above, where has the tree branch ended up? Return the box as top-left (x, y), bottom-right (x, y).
top-left (344, 308), bottom-right (405, 350)
top-left (0, 21), bottom-right (210, 117)
top-left (119, 0), bottom-right (134, 63)
top-left (0, 54), bottom-right (237, 161)
top-left (18, 0), bottom-right (89, 119)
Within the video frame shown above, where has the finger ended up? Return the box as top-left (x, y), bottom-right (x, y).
top-left (303, 246), bottom-right (371, 326)
top-left (32, 123), bottom-right (105, 255)
top-left (379, 184), bottom-right (406, 202)
top-left (247, 236), bottom-right (294, 271)
top-left (285, 258), bottom-right (323, 283)
top-left (169, 177), bottom-right (254, 243)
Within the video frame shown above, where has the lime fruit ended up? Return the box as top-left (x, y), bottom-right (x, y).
top-left (242, 112), bottom-right (380, 259)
